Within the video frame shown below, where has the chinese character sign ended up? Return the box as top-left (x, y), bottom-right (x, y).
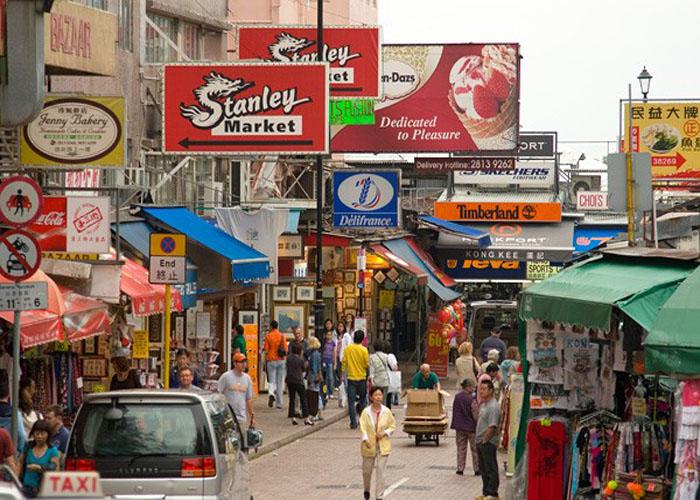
top-left (624, 102), bottom-right (700, 178)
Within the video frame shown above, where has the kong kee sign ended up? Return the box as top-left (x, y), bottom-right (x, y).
top-left (163, 63), bottom-right (329, 155)
top-left (434, 201), bottom-right (562, 223)
top-left (237, 26), bottom-right (380, 98)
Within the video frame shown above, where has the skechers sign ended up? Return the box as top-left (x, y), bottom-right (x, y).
top-left (333, 170), bottom-right (400, 229)
top-left (453, 162), bottom-right (554, 188)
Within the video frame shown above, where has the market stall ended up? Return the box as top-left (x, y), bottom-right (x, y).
top-left (514, 252), bottom-right (699, 500)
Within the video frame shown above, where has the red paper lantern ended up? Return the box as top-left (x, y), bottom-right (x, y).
top-left (436, 308), bottom-right (451, 323)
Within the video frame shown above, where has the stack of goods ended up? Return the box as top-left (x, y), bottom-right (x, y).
top-left (402, 389), bottom-right (448, 444)
top-left (674, 380), bottom-right (700, 499)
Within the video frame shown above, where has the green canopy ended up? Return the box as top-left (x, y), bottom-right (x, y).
top-left (645, 266), bottom-right (700, 375)
top-left (519, 256), bottom-right (695, 330)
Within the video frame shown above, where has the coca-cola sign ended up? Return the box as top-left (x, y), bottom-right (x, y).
top-left (28, 196), bottom-right (110, 253)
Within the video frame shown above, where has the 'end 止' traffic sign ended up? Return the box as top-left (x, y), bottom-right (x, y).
top-left (150, 233), bottom-right (186, 257)
top-left (0, 175), bottom-right (44, 227)
top-left (0, 229), bottom-right (42, 281)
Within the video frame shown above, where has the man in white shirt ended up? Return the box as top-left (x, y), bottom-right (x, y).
top-left (218, 353), bottom-right (255, 427)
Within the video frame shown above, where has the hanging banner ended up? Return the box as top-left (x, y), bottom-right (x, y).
top-left (20, 95), bottom-right (125, 167)
top-left (162, 62), bottom-right (329, 155)
top-left (244, 324), bottom-right (259, 396)
top-left (331, 43), bottom-right (520, 153)
top-left (624, 101), bottom-right (700, 178)
top-left (425, 316), bottom-right (449, 378)
top-left (237, 25), bottom-right (380, 98)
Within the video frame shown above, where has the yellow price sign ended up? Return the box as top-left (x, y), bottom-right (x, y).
top-left (132, 330), bottom-right (149, 359)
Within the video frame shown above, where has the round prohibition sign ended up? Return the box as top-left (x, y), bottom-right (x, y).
top-left (160, 236), bottom-right (176, 254)
top-left (0, 229), bottom-right (42, 281)
top-left (0, 175), bottom-right (44, 227)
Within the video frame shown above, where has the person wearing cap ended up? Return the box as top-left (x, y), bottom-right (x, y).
top-left (218, 352), bottom-right (255, 428)
top-left (479, 325), bottom-right (507, 364)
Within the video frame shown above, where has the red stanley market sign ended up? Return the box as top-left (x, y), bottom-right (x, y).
top-left (237, 26), bottom-right (380, 98)
top-left (331, 44), bottom-right (520, 153)
top-left (162, 63), bottom-right (329, 155)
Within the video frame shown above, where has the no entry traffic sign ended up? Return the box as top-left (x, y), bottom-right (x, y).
top-left (0, 176), bottom-right (44, 227)
top-left (0, 229), bottom-right (41, 281)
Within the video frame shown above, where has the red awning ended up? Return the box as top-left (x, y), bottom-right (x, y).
top-left (60, 286), bottom-right (111, 342)
top-left (405, 238), bottom-right (457, 288)
top-left (120, 258), bottom-right (183, 317)
top-left (303, 232), bottom-right (354, 248)
top-left (369, 244), bottom-right (429, 285)
top-left (0, 270), bottom-right (65, 348)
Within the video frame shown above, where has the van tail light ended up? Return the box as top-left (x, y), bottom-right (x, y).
top-left (181, 457), bottom-right (216, 478)
top-left (65, 458), bottom-right (96, 471)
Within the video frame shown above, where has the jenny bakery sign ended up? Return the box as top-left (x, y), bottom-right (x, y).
top-left (20, 95), bottom-right (125, 167)
top-left (331, 43), bottom-right (520, 153)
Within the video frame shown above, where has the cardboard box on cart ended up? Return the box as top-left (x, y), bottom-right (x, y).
top-left (406, 389), bottom-right (446, 418)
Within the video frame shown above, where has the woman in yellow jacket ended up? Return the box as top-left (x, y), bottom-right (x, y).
top-left (360, 386), bottom-right (397, 500)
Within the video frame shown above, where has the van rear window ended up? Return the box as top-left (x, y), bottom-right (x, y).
top-left (70, 403), bottom-right (212, 457)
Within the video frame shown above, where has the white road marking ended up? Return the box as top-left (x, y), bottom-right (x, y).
top-left (383, 477), bottom-right (409, 497)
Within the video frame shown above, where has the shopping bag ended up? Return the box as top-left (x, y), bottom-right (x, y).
top-left (339, 383), bottom-right (347, 408)
top-left (388, 370), bottom-right (402, 393)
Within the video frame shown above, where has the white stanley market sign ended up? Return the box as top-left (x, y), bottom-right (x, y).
top-left (576, 191), bottom-right (609, 211)
top-left (453, 162), bottom-right (555, 188)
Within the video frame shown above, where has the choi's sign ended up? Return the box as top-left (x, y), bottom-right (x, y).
top-left (333, 170), bottom-right (400, 229)
top-left (20, 96), bottom-right (124, 167)
top-left (237, 26), bottom-right (380, 98)
top-left (163, 63), bottom-right (329, 155)
top-left (576, 191), bottom-right (609, 211)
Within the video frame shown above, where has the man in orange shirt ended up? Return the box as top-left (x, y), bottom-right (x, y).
top-left (263, 320), bottom-right (287, 409)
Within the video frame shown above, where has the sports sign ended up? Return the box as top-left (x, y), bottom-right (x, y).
top-left (434, 201), bottom-right (562, 223)
top-left (332, 170), bottom-right (400, 229)
top-left (162, 63), bottom-right (329, 155)
top-left (0, 175), bottom-right (44, 226)
top-left (27, 196), bottom-right (110, 253)
top-left (518, 132), bottom-right (557, 159)
top-left (20, 96), bottom-right (125, 167)
top-left (453, 162), bottom-right (555, 188)
top-left (0, 229), bottom-right (41, 281)
top-left (331, 43), bottom-right (520, 153)
top-left (237, 25), bottom-right (381, 98)
top-left (0, 282), bottom-right (48, 311)
top-left (526, 261), bottom-right (562, 280)
top-left (576, 191), bottom-right (609, 211)
top-left (415, 157), bottom-right (515, 172)
top-left (624, 102), bottom-right (700, 178)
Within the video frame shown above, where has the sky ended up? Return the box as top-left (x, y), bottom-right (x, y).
top-left (378, 0), bottom-right (700, 163)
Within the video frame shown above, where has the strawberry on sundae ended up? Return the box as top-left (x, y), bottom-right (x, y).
top-left (448, 44), bottom-right (517, 149)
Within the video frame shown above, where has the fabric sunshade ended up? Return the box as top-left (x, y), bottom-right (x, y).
top-left (519, 256), bottom-right (695, 330)
top-left (382, 238), bottom-right (460, 302)
top-left (418, 215), bottom-right (491, 247)
top-left (369, 244), bottom-right (428, 285)
top-left (60, 286), bottom-right (111, 342)
top-left (120, 258), bottom-right (182, 317)
top-left (142, 207), bottom-right (270, 282)
top-left (645, 266), bottom-right (700, 375)
top-left (0, 270), bottom-right (64, 348)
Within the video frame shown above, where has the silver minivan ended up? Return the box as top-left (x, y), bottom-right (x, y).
top-left (64, 390), bottom-right (255, 499)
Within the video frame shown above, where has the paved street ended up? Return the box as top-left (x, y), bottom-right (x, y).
top-left (251, 392), bottom-right (507, 499)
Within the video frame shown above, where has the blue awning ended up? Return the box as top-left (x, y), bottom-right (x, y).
top-left (383, 238), bottom-right (461, 302)
top-left (418, 215), bottom-right (491, 247)
top-left (112, 221), bottom-right (199, 309)
top-left (141, 207), bottom-right (270, 282)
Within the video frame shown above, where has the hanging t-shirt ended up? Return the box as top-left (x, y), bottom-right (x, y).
top-left (526, 419), bottom-right (568, 500)
top-left (215, 207), bottom-right (289, 284)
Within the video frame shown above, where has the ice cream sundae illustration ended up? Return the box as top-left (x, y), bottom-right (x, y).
top-left (448, 45), bottom-right (517, 149)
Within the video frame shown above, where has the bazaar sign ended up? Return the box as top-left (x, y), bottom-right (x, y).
top-left (162, 63), bottom-right (329, 155)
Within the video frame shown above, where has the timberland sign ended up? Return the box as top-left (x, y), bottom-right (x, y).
top-left (433, 201), bottom-right (562, 222)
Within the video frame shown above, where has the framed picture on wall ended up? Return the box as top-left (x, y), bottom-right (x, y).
top-left (334, 270), bottom-right (343, 283)
top-left (343, 271), bottom-right (355, 283)
top-left (295, 285), bottom-right (315, 302)
top-left (272, 286), bottom-right (292, 302)
top-left (345, 297), bottom-right (356, 309)
top-left (82, 358), bottom-right (108, 378)
top-left (273, 304), bottom-right (306, 337)
top-left (344, 283), bottom-right (355, 295)
top-left (83, 337), bottom-right (97, 356)
top-left (335, 286), bottom-right (343, 299)
top-left (238, 310), bottom-right (258, 326)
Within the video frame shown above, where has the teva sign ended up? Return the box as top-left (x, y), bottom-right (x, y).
top-left (237, 26), bottom-right (380, 98)
top-left (162, 63), bottom-right (329, 155)
top-left (333, 170), bottom-right (400, 228)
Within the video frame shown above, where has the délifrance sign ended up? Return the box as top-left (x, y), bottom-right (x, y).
top-left (333, 170), bottom-right (400, 229)
top-left (162, 62), bottom-right (329, 155)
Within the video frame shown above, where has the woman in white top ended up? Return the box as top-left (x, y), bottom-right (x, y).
top-left (368, 340), bottom-right (391, 407)
top-left (455, 342), bottom-right (480, 389)
top-left (19, 376), bottom-right (40, 437)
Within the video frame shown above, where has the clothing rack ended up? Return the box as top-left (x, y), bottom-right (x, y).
top-left (577, 409), bottom-right (620, 426)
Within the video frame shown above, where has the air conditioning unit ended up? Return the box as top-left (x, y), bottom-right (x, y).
top-left (569, 174), bottom-right (602, 203)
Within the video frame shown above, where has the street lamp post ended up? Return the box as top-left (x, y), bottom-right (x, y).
top-left (638, 66), bottom-right (652, 103)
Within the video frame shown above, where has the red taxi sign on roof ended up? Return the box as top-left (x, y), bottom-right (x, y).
top-left (39, 472), bottom-right (103, 498)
